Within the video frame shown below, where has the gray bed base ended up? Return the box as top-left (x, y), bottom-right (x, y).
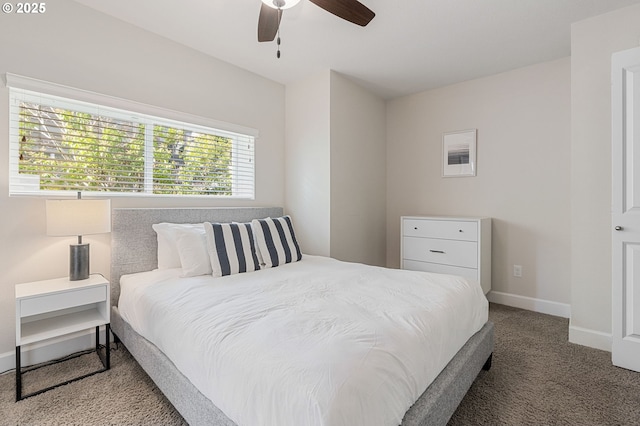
top-left (110, 207), bottom-right (494, 426)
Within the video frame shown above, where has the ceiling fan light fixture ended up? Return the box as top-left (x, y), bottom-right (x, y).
top-left (261, 0), bottom-right (301, 10)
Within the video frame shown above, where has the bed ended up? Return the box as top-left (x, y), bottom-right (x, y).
top-left (110, 207), bottom-right (493, 426)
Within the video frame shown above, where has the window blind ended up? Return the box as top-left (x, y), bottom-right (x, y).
top-left (8, 82), bottom-right (255, 198)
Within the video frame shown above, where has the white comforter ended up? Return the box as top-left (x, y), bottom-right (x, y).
top-left (118, 255), bottom-right (488, 426)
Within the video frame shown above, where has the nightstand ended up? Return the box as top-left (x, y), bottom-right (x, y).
top-left (15, 274), bottom-right (111, 401)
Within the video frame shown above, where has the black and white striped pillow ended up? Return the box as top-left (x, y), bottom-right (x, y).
top-left (252, 216), bottom-right (302, 268)
top-left (204, 222), bottom-right (261, 277)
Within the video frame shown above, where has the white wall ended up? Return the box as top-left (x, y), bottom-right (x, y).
top-left (284, 71), bottom-right (387, 266)
top-left (330, 72), bottom-right (387, 266)
top-left (387, 58), bottom-right (571, 314)
top-left (285, 71), bottom-right (332, 256)
top-left (0, 0), bottom-right (285, 359)
top-left (569, 3), bottom-right (640, 351)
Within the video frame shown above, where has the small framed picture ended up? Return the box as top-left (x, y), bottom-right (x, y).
top-left (442, 129), bottom-right (477, 177)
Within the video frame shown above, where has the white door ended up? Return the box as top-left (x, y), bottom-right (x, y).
top-left (612, 46), bottom-right (640, 373)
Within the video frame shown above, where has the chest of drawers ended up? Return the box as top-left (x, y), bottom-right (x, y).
top-left (401, 216), bottom-right (491, 294)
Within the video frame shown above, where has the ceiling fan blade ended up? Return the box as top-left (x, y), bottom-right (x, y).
top-left (309, 0), bottom-right (375, 26)
top-left (258, 3), bottom-right (282, 42)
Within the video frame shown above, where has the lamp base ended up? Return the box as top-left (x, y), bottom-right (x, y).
top-left (70, 244), bottom-right (90, 281)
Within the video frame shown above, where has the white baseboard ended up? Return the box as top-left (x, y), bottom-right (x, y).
top-left (487, 290), bottom-right (571, 318)
top-left (0, 328), bottom-right (104, 375)
top-left (487, 291), bottom-right (612, 352)
top-left (568, 325), bottom-right (612, 352)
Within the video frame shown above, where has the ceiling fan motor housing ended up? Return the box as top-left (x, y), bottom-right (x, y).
top-left (262, 0), bottom-right (301, 10)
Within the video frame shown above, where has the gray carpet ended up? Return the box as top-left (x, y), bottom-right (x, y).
top-left (449, 304), bottom-right (640, 425)
top-left (2, 303), bottom-right (639, 425)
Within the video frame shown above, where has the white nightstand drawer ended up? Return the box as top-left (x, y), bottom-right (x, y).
top-left (403, 260), bottom-right (479, 282)
top-left (20, 286), bottom-right (106, 317)
top-left (403, 218), bottom-right (478, 241)
top-left (403, 236), bottom-right (478, 268)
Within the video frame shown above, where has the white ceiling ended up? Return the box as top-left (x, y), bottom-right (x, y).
top-left (73, 0), bottom-right (640, 99)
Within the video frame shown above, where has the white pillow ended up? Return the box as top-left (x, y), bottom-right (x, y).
top-left (175, 227), bottom-right (212, 277)
top-left (152, 223), bottom-right (204, 269)
top-left (251, 215), bottom-right (302, 268)
top-left (204, 222), bottom-right (261, 277)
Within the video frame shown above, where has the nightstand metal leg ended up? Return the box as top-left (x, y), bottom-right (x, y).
top-left (15, 346), bottom-right (21, 402)
top-left (15, 325), bottom-right (111, 402)
top-left (105, 324), bottom-right (110, 369)
top-left (96, 324), bottom-right (111, 370)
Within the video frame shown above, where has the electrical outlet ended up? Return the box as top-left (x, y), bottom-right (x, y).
top-left (513, 265), bottom-right (522, 278)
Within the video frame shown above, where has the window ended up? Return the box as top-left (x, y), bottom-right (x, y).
top-left (8, 77), bottom-right (256, 198)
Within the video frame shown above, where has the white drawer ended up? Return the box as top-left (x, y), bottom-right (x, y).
top-left (403, 219), bottom-right (478, 241)
top-left (403, 236), bottom-right (478, 268)
top-left (20, 286), bottom-right (106, 317)
top-left (403, 260), bottom-right (479, 282)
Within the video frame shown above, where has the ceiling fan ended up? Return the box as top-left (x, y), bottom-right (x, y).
top-left (258, 0), bottom-right (375, 57)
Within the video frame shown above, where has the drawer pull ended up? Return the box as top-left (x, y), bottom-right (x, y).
top-left (430, 249), bottom-right (445, 254)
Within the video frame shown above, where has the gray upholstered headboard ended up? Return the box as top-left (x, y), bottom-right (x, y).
top-left (110, 207), bottom-right (283, 306)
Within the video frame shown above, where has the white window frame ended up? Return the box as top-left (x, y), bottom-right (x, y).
top-left (6, 73), bottom-right (257, 199)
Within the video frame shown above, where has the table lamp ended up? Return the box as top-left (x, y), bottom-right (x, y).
top-left (46, 193), bottom-right (111, 281)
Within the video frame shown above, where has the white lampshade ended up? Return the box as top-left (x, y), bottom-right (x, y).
top-left (261, 0), bottom-right (301, 9)
top-left (46, 199), bottom-right (111, 237)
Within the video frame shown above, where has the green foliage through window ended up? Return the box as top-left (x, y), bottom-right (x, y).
top-left (10, 89), bottom-right (255, 198)
top-left (153, 125), bottom-right (232, 195)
